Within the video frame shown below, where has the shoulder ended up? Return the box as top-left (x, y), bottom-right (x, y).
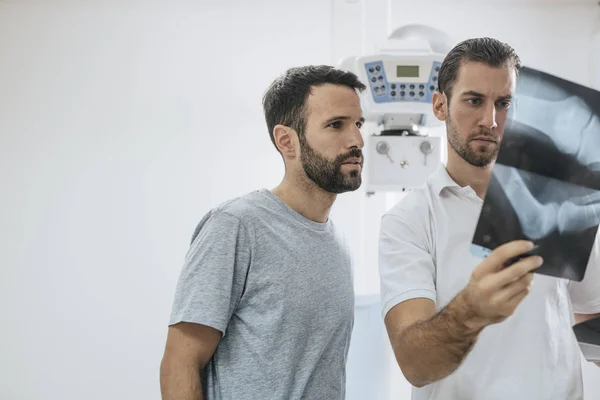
top-left (383, 164), bottom-right (452, 222)
top-left (206, 189), bottom-right (273, 225)
top-left (190, 190), bottom-right (266, 243)
top-left (383, 182), bottom-right (435, 228)
top-left (387, 186), bottom-right (430, 217)
top-left (379, 174), bottom-right (441, 250)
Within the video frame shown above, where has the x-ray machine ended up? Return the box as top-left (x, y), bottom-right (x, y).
top-left (339, 25), bottom-right (451, 193)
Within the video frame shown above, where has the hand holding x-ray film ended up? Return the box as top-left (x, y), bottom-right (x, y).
top-left (471, 66), bottom-right (600, 281)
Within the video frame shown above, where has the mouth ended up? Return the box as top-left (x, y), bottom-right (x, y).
top-left (471, 137), bottom-right (497, 144)
top-left (341, 158), bottom-right (363, 168)
top-left (342, 163), bottom-right (362, 169)
top-left (341, 157), bottom-right (363, 165)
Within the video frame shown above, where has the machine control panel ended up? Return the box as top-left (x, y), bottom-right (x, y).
top-left (364, 60), bottom-right (441, 104)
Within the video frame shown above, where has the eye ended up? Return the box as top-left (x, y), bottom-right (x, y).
top-left (356, 121), bottom-right (363, 129)
top-left (467, 98), bottom-right (482, 106)
top-left (328, 121), bottom-right (343, 129)
top-left (497, 101), bottom-right (511, 109)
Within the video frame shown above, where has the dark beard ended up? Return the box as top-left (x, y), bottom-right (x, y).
top-left (299, 136), bottom-right (362, 194)
top-left (446, 113), bottom-right (499, 167)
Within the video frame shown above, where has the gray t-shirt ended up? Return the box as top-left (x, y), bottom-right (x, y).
top-left (169, 188), bottom-right (355, 400)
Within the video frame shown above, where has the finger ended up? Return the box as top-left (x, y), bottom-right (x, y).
top-left (492, 256), bottom-right (543, 287)
top-left (476, 240), bottom-right (535, 274)
top-left (488, 285), bottom-right (531, 320)
top-left (494, 272), bottom-right (534, 302)
top-left (502, 284), bottom-right (531, 313)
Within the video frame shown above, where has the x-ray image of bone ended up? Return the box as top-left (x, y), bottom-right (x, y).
top-left (511, 68), bottom-right (600, 171)
top-left (492, 164), bottom-right (600, 241)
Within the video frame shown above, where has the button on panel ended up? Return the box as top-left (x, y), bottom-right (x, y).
top-left (365, 61), bottom-right (388, 101)
top-left (427, 61), bottom-right (442, 97)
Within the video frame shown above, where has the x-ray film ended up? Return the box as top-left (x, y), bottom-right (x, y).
top-left (471, 66), bottom-right (600, 281)
top-left (573, 316), bottom-right (600, 362)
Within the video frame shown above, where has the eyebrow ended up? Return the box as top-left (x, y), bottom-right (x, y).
top-left (461, 90), bottom-right (512, 101)
top-left (324, 115), bottom-right (366, 125)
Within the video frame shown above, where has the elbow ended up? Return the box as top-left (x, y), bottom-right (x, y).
top-left (408, 376), bottom-right (427, 388)
top-left (160, 350), bottom-right (176, 374)
top-left (412, 380), bottom-right (428, 389)
top-left (406, 375), bottom-right (430, 388)
top-left (159, 354), bottom-right (173, 386)
top-left (390, 329), bottom-right (435, 388)
top-left (397, 359), bottom-right (429, 388)
top-left (159, 356), bottom-right (169, 394)
top-left (396, 358), bottom-right (433, 388)
top-left (159, 352), bottom-right (203, 394)
top-left (393, 342), bottom-right (427, 388)
top-left (159, 352), bottom-right (187, 383)
top-left (160, 350), bottom-right (205, 379)
top-left (402, 369), bottom-right (428, 388)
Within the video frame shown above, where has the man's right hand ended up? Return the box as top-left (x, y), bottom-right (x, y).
top-left (383, 239), bottom-right (543, 388)
top-left (458, 240), bottom-right (543, 331)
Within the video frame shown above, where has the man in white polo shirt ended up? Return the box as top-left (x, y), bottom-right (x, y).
top-left (378, 37), bottom-right (600, 400)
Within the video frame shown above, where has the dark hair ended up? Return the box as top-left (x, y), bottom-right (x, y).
top-left (437, 37), bottom-right (522, 99)
top-left (262, 65), bottom-right (366, 152)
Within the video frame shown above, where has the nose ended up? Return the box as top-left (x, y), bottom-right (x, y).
top-left (348, 124), bottom-right (364, 149)
top-left (480, 102), bottom-right (498, 130)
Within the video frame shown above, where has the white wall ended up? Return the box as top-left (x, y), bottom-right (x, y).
top-left (0, 1), bottom-right (334, 399)
top-left (2, 1), bottom-right (599, 399)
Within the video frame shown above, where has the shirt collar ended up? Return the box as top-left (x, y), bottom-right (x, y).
top-left (430, 164), bottom-right (461, 195)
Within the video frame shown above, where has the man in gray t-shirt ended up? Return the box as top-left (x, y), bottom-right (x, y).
top-left (160, 65), bottom-right (367, 400)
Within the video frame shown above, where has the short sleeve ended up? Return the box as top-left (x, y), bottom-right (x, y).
top-left (168, 210), bottom-right (252, 335)
top-left (378, 213), bottom-right (437, 318)
top-left (568, 231), bottom-right (600, 314)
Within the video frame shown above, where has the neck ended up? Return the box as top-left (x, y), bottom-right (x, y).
top-left (445, 147), bottom-right (493, 199)
top-left (270, 173), bottom-right (337, 224)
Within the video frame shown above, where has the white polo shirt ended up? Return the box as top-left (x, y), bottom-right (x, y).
top-left (379, 165), bottom-right (600, 400)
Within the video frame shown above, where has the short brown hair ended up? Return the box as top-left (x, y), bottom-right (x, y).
top-left (262, 65), bottom-right (366, 153)
top-left (437, 37), bottom-right (521, 99)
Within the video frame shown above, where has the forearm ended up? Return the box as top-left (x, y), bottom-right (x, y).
top-left (160, 358), bottom-right (203, 400)
top-left (392, 293), bottom-right (484, 387)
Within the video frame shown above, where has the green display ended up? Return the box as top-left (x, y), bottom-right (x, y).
top-left (396, 65), bottom-right (419, 78)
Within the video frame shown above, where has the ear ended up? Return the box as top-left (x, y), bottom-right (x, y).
top-left (273, 124), bottom-right (297, 159)
top-left (432, 91), bottom-right (448, 121)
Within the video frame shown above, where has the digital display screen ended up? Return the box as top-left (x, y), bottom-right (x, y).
top-left (396, 65), bottom-right (419, 78)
